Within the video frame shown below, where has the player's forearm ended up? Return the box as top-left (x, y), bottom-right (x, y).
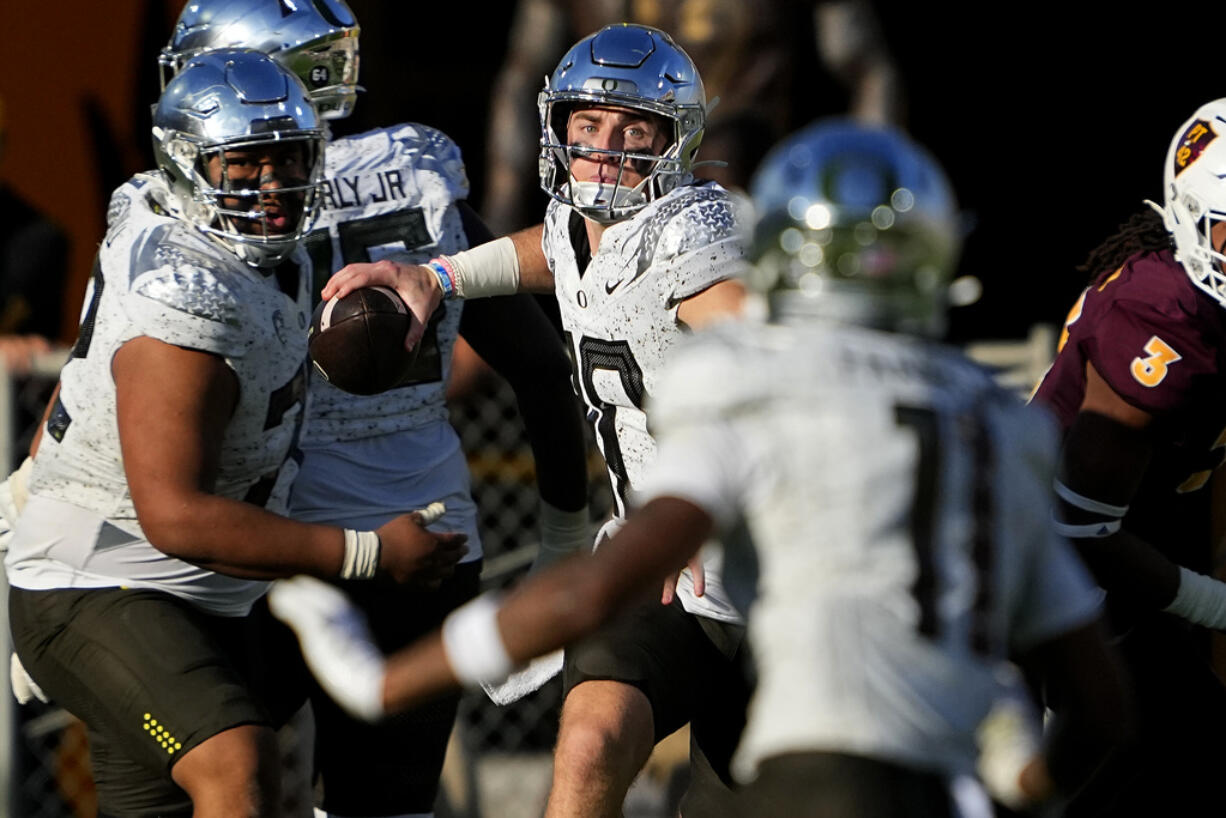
top-left (139, 491), bottom-right (344, 579)
top-left (1071, 529), bottom-right (1181, 610)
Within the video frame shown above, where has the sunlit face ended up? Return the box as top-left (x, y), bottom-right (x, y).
top-left (565, 106), bottom-right (669, 190)
top-left (1213, 219), bottom-right (1226, 261)
top-left (204, 142), bottom-right (312, 236)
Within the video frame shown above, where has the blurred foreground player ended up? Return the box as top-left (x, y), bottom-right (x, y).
top-left (321, 23), bottom-right (749, 817)
top-left (159, 2), bottom-right (590, 815)
top-left (1032, 98), bottom-right (1226, 815)
top-left (276, 121), bottom-right (1131, 817)
top-left (4, 51), bottom-right (465, 818)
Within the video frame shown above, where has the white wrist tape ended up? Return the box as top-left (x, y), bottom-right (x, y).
top-left (1163, 566), bottom-right (1226, 629)
top-left (441, 593), bottom-right (514, 687)
top-left (532, 501), bottom-right (592, 574)
top-left (442, 236), bottom-right (520, 299)
top-left (340, 529), bottom-right (381, 580)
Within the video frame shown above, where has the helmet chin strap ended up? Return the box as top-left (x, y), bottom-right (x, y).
top-left (568, 174), bottom-right (648, 222)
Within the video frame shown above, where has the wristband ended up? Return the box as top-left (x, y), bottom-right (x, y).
top-left (440, 236), bottom-right (521, 299)
top-left (340, 529), bottom-right (381, 579)
top-left (441, 593), bottom-right (515, 687)
top-left (426, 258), bottom-right (455, 298)
top-left (1163, 566), bottom-right (1226, 629)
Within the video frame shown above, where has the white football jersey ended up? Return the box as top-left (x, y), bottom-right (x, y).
top-left (5, 173), bottom-right (311, 616)
top-left (288, 123), bottom-right (483, 557)
top-left (543, 181), bottom-right (746, 621)
top-left (301, 123), bottom-right (470, 445)
top-left (639, 319), bottom-right (1102, 781)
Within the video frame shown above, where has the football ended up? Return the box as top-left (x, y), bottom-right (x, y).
top-left (308, 286), bottom-right (418, 395)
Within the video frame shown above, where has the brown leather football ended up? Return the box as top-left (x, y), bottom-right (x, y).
top-left (308, 286), bottom-right (418, 395)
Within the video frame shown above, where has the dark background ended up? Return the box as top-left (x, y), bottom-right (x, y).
top-left (2, 3), bottom-right (1223, 344)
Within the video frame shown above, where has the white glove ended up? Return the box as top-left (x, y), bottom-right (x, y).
top-left (11, 652), bottom-right (48, 705)
top-left (267, 576), bottom-right (387, 722)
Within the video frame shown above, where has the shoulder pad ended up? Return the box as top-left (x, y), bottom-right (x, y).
top-left (121, 223), bottom-right (253, 357)
top-left (332, 123), bottom-right (469, 200)
top-left (640, 184), bottom-right (747, 265)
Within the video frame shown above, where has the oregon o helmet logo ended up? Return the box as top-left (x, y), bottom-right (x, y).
top-left (309, 66), bottom-right (331, 87)
top-left (601, 78), bottom-right (619, 92)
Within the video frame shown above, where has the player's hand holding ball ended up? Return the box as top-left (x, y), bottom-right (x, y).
top-left (309, 286), bottom-right (421, 395)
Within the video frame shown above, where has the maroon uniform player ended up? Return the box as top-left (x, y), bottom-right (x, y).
top-left (1032, 100), bottom-right (1226, 815)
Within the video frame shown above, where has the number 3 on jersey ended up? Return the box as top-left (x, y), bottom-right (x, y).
top-left (566, 332), bottom-right (645, 515)
top-left (1130, 335), bottom-right (1181, 388)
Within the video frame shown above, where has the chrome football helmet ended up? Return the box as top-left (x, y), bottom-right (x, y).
top-left (538, 24), bottom-right (706, 223)
top-left (152, 49), bottom-right (325, 266)
top-left (160, 0), bottom-right (361, 120)
top-left (747, 120), bottom-right (960, 336)
top-left (1161, 99), bottom-right (1226, 308)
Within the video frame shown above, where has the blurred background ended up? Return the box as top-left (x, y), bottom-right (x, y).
top-left (4, 3), bottom-right (1226, 817)
top-left (4, 2), bottom-right (1226, 347)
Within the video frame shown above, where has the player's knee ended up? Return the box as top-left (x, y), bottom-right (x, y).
top-left (172, 724), bottom-right (280, 815)
top-left (556, 688), bottom-right (654, 774)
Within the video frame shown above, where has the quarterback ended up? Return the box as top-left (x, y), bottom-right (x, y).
top-left (323, 23), bottom-right (749, 818)
top-left (278, 121), bottom-right (1131, 817)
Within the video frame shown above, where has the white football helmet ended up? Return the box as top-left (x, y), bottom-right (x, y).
top-left (538, 24), bottom-right (706, 223)
top-left (747, 120), bottom-right (960, 337)
top-left (1161, 99), bottom-right (1226, 307)
top-left (160, 0), bottom-right (361, 120)
top-left (152, 49), bottom-right (326, 266)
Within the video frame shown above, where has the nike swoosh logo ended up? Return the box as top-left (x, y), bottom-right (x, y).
top-left (605, 278), bottom-right (627, 294)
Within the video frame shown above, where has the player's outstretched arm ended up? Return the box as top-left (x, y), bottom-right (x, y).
top-left (323, 224), bottom-right (553, 353)
top-left (115, 337), bottom-right (466, 583)
top-left (274, 496), bottom-right (713, 719)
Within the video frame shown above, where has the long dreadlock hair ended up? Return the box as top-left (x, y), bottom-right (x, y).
top-left (1077, 206), bottom-right (1172, 286)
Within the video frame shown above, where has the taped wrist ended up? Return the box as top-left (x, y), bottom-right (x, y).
top-left (1163, 566), bottom-right (1226, 629)
top-left (441, 593), bottom-right (514, 687)
top-left (340, 529), bottom-right (381, 579)
top-left (532, 501), bottom-right (592, 573)
top-left (437, 236), bottom-right (520, 299)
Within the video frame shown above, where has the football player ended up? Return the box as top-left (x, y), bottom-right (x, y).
top-left (321, 22), bottom-right (749, 818)
top-left (157, 3), bottom-right (592, 817)
top-left (276, 121), bottom-right (1132, 817)
top-left (4, 51), bottom-right (465, 818)
top-left (1031, 98), bottom-right (1226, 814)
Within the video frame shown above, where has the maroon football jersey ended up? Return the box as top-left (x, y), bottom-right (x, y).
top-left (1034, 248), bottom-right (1226, 571)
